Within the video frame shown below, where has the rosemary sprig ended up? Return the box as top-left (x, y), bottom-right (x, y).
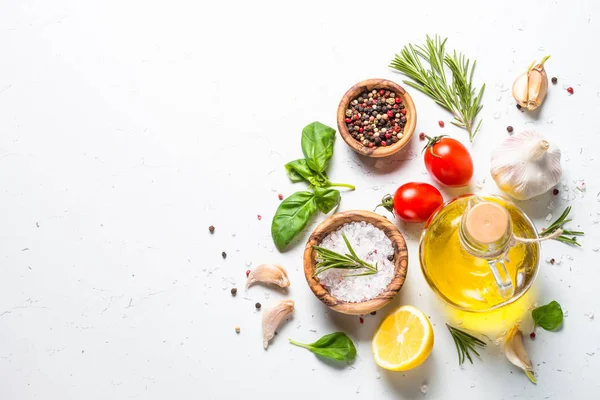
top-left (446, 324), bottom-right (486, 365)
top-left (313, 233), bottom-right (378, 277)
top-left (389, 35), bottom-right (485, 141)
top-left (541, 206), bottom-right (584, 246)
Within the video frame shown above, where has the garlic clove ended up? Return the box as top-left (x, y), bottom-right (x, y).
top-left (512, 56), bottom-right (550, 111)
top-left (525, 64), bottom-right (548, 110)
top-left (246, 264), bottom-right (290, 289)
top-left (512, 72), bottom-right (529, 109)
top-left (504, 325), bottom-right (536, 384)
top-left (262, 300), bottom-right (294, 349)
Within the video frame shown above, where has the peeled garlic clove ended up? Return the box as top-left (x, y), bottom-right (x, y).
top-left (504, 325), bottom-right (536, 384)
top-left (512, 56), bottom-right (550, 110)
top-left (262, 300), bottom-right (294, 349)
top-left (491, 131), bottom-right (562, 200)
top-left (246, 264), bottom-right (290, 289)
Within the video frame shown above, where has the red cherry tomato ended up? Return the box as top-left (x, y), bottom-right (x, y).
top-left (423, 136), bottom-right (473, 187)
top-left (377, 182), bottom-right (443, 223)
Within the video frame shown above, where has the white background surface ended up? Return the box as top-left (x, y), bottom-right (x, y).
top-left (1, 1), bottom-right (600, 399)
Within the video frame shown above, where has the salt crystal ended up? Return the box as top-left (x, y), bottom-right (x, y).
top-left (470, 383), bottom-right (476, 388)
top-left (587, 352), bottom-right (595, 356)
top-left (376, 372), bottom-right (381, 379)
top-left (545, 213), bottom-right (553, 222)
top-left (493, 112), bottom-right (501, 119)
top-left (264, 291), bottom-right (270, 299)
top-left (584, 312), bottom-right (594, 320)
top-left (309, 328), bottom-right (317, 332)
top-left (245, 260), bottom-right (252, 267)
top-left (564, 308), bottom-right (569, 317)
top-left (316, 222), bottom-right (395, 302)
top-left (356, 386), bottom-right (360, 394)
top-left (496, 95), bottom-right (502, 101)
top-left (593, 248), bottom-right (599, 252)
top-left (229, 277), bottom-right (236, 285)
top-left (421, 384), bottom-right (428, 394)
top-left (566, 254), bottom-right (574, 261)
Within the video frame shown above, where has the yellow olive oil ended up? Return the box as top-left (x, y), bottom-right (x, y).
top-left (420, 195), bottom-right (539, 311)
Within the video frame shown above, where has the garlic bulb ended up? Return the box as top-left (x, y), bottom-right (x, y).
top-left (262, 300), bottom-right (294, 349)
top-left (512, 56), bottom-right (550, 110)
top-left (246, 264), bottom-right (290, 289)
top-left (504, 325), bottom-right (536, 384)
top-left (491, 131), bottom-right (562, 200)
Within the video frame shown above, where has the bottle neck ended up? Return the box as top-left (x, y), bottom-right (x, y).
top-left (459, 201), bottom-right (513, 259)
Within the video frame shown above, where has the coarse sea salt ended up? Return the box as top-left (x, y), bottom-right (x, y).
top-left (316, 221), bottom-right (395, 303)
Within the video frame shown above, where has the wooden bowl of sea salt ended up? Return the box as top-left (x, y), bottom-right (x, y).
top-left (303, 210), bottom-right (408, 315)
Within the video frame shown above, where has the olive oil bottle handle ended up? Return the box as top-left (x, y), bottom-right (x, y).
top-left (487, 258), bottom-right (515, 299)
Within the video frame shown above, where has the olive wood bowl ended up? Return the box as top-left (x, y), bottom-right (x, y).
top-left (303, 210), bottom-right (408, 315)
top-left (337, 78), bottom-right (417, 158)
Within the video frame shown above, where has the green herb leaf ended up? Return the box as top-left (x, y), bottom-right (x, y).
top-left (313, 233), bottom-right (377, 277)
top-left (541, 206), bottom-right (584, 246)
top-left (446, 324), bottom-right (486, 365)
top-left (284, 159), bottom-right (328, 186)
top-left (314, 187), bottom-right (341, 214)
top-left (390, 35), bottom-right (485, 141)
top-left (301, 121), bottom-right (336, 173)
top-left (289, 332), bottom-right (356, 362)
top-left (532, 300), bottom-right (563, 331)
top-left (271, 191), bottom-right (317, 250)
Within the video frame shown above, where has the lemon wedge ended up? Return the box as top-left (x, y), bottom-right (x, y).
top-left (372, 305), bottom-right (434, 371)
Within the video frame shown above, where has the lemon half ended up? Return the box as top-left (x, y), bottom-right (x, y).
top-left (372, 305), bottom-right (434, 371)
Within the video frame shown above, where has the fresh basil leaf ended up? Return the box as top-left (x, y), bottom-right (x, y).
top-left (301, 121), bottom-right (336, 173)
top-left (284, 159), bottom-right (308, 183)
top-left (289, 332), bottom-right (356, 362)
top-left (314, 187), bottom-right (341, 214)
top-left (283, 159), bottom-right (324, 185)
top-left (532, 300), bottom-right (563, 331)
top-left (271, 191), bottom-right (317, 250)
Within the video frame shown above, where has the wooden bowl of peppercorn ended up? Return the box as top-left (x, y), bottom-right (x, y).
top-left (303, 210), bottom-right (409, 315)
top-left (337, 78), bottom-right (416, 158)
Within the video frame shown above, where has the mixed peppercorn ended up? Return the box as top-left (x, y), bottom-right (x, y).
top-left (344, 89), bottom-right (406, 148)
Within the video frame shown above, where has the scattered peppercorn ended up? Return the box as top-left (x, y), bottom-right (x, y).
top-left (246, 269), bottom-right (251, 277)
top-left (343, 89), bottom-right (405, 149)
top-left (438, 121), bottom-right (445, 128)
top-left (419, 132), bottom-right (426, 141)
top-left (530, 332), bottom-right (536, 339)
top-left (567, 87), bottom-right (574, 94)
top-left (231, 288), bottom-right (237, 296)
top-left (516, 104), bottom-right (522, 110)
top-left (209, 225), bottom-right (215, 234)
top-left (370, 311), bottom-right (377, 316)
top-left (255, 302), bottom-right (261, 310)
top-left (257, 215), bottom-right (262, 220)
top-left (507, 126), bottom-right (514, 133)
top-left (551, 77), bottom-right (558, 84)
top-left (222, 251), bottom-right (227, 259)
top-left (550, 258), bottom-right (555, 265)
top-left (359, 317), bottom-right (364, 324)
top-left (235, 326), bottom-right (241, 333)
top-left (387, 254), bottom-right (394, 262)
top-left (278, 193), bottom-right (284, 200)
top-left (553, 188), bottom-right (559, 195)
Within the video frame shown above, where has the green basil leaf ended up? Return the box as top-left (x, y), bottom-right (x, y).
top-left (314, 187), bottom-right (341, 214)
top-left (532, 300), bottom-right (564, 331)
top-left (284, 159), bottom-right (330, 187)
top-left (284, 159), bottom-right (308, 183)
top-left (271, 191), bottom-right (317, 250)
top-left (289, 332), bottom-right (356, 362)
top-left (301, 121), bottom-right (336, 173)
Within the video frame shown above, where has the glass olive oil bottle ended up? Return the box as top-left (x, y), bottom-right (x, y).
top-left (420, 195), bottom-right (539, 312)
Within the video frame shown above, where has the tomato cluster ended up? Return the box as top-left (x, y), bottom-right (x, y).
top-left (376, 135), bottom-right (473, 222)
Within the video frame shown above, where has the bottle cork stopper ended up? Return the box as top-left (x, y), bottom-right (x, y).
top-left (465, 202), bottom-right (509, 244)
